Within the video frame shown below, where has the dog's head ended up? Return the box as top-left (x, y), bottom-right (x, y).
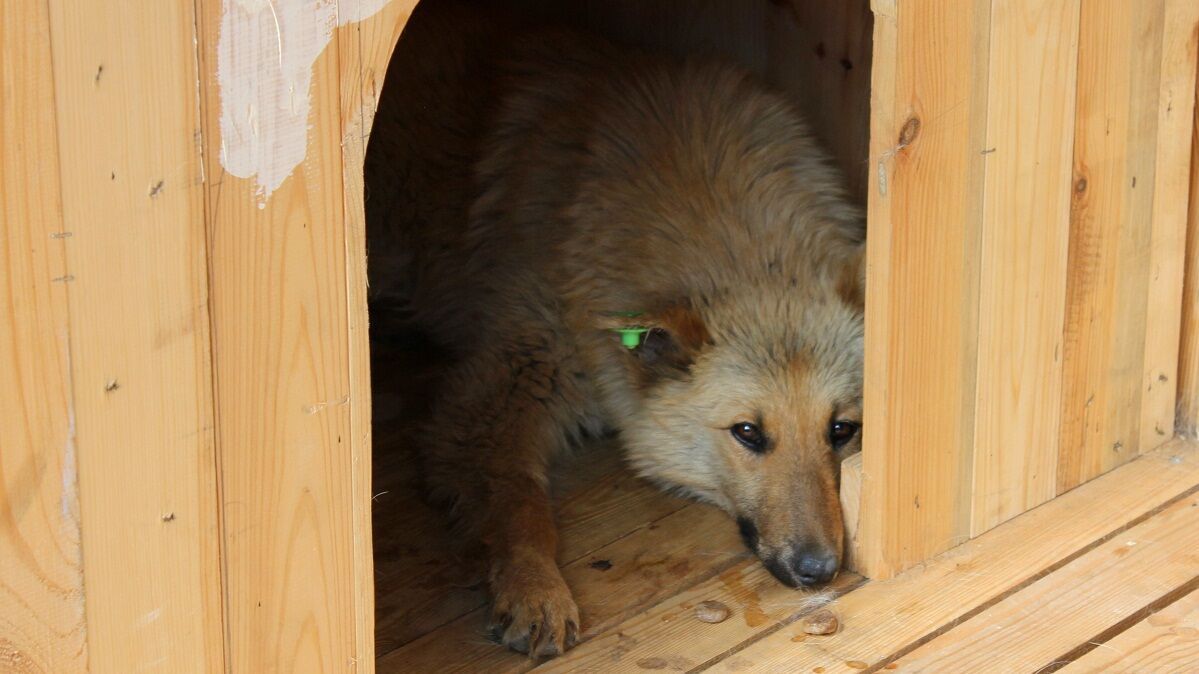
top-left (614, 277), bottom-right (863, 588)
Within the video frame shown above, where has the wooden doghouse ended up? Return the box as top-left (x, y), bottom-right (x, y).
top-left (3, 0), bottom-right (1199, 671)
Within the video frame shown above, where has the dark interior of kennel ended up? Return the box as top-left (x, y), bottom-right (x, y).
top-left (364, 1), bottom-right (874, 668)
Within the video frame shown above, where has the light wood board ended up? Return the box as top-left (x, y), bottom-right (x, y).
top-left (47, 0), bottom-right (226, 670)
top-left (971, 0), bottom-right (1080, 533)
top-left (859, 0), bottom-right (992, 578)
top-left (0, 0), bottom-right (86, 670)
top-left (1061, 588), bottom-right (1199, 673)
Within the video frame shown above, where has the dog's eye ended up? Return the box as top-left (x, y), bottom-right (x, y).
top-left (829, 420), bottom-right (860, 448)
top-left (730, 422), bottom-right (768, 453)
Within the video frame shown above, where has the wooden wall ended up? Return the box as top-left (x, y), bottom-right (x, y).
top-left (4, 0), bottom-right (1199, 669)
top-left (860, 0), bottom-right (1199, 579)
top-left (0, 0), bottom-right (416, 670)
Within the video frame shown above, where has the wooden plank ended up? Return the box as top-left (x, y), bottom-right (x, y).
top-left (893, 494), bottom-right (1199, 671)
top-left (337, 2), bottom-right (418, 669)
top-left (1061, 588), bottom-right (1199, 672)
top-left (768, 1), bottom-right (874, 200)
top-left (45, 0), bottom-right (225, 671)
top-left (1057, 0), bottom-right (1165, 493)
top-left (194, 0), bottom-right (361, 669)
top-left (372, 439), bottom-right (686, 654)
top-left (0, 0), bottom-right (86, 669)
top-left (858, 0), bottom-right (992, 578)
top-left (1177, 18), bottom-right (1199, 438)
top-left (378, 502), bottom-right (747, 673)
top-left (1139, 1), bottom-right (1199, 452)
top-left (699, 438), bottom-right (1199, 673)
top-left (839, 452), bottom-right (863, 571)
top-left (535, 561), bottom-right (862, 674)
top-left (971, 0), bottom-right (1081, 533)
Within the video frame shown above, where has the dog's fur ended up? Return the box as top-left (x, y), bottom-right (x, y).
top-left (367, 2), bottom-right (865, 658)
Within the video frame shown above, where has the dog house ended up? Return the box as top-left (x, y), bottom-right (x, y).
top-left (4, 0), bottom-right (1199, 671)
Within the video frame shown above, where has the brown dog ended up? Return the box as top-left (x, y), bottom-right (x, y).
top-left (367, 6), bottom-right (865, 658)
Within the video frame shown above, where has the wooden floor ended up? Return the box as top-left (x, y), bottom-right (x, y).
top-left (370, 341), bottom-right (1199, 673)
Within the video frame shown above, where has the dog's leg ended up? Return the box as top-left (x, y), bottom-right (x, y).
top-left (420, 327), bottom-right (592, 657)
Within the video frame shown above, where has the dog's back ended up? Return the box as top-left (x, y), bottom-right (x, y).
top-left (382, 25), bottom-right (863, 350)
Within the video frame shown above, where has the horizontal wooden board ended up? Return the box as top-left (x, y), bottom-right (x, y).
top-left (893, 493), bottom-right (1199, 671)
top-left (1061, 588), bottom-right (1199, 672)
top-left (703, 439), bottom-right (1199, 673)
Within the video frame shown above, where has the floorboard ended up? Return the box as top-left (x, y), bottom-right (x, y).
top-left (1061, 588), bottom-right (1199, 673)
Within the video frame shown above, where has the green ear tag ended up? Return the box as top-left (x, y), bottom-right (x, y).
top-left (616, 327), bottom-right (649, 349)
top-left (604, 311), bottom-right (648, 349)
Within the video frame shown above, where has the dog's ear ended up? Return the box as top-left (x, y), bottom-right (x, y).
top-left (599, 302), bottom-right (711, 377)
top-left (835, 243), bottom-right (866, 310)
top-left (638, 304), bottom-right (711, 372)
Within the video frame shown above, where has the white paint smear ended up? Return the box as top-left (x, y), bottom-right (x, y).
top-left (217, 0), bottom-right (389, 204)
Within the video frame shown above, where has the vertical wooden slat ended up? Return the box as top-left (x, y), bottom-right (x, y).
top-left (337, 0), bottom-right (418, 668)
top-left (859, 0), bottom-right (992, 578)
top-left (46, 0), bottom-right (225, 671)
top-left (1056, 0), bottom-right (1166, 494)
top-left (0, 0), bottom-right (86, 669)
top-left (1146, 1), bottom-right (1199, 443)
top-left (195, 0), bottom-right (363, 669)
top-left (970, 0), bottom-right (1081, 533)
top-left (1180, 36), bottom-right (1199, 437)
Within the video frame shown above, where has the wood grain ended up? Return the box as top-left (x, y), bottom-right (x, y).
top-left (371, 436), bottom-right (686, 655)
top-left (1139, 0), bottom-right (1199, 453)
top-left (378, 502), bottom-right (748, 673)
top-left (0, 0), bottom-right (86, 669)
top-left (535, 561), bottom-right (861, 674)
top-left (858, 0), bottom-right (992, 578)
top-left (195, 0), bottom-right (359, 669)
top-left (894, 493), bottom-right (1199, 671)
top-left (337, 2), bottom-right (419, 669)
top-left (1177, 17), bottom-right (1199, 438)
top-left (971, 0), bottom-right (1080, 533)
top-left (46, 0), bottom-right (225, 670)
top-left (768, 1), bottom-right (874, 201)
top-left (839, 451), bottom-right (863, 571)
top-left (1057, 0), bottom-right (1165, 493)
top-left (699, 438), bottom-right (1199, 673)
top-left (1061, 588), bottom-right (1199, 673)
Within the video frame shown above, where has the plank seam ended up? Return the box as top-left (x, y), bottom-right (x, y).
top-left (189, 1), bottom-right (232, 671)
top-left (868, 480), bottom-right (1199, 672)
top-left (1037, 573), bottom-right (1199, 673)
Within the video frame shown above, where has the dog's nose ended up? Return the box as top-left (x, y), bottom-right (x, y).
top-left (790, 548), bottom-right (839, 587)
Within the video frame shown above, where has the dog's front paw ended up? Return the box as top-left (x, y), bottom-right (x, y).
top-left (488, 554), bottom-right (580, 658)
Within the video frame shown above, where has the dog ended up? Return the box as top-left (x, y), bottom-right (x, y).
top-left (366, 4), bottom-right (865, 658)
